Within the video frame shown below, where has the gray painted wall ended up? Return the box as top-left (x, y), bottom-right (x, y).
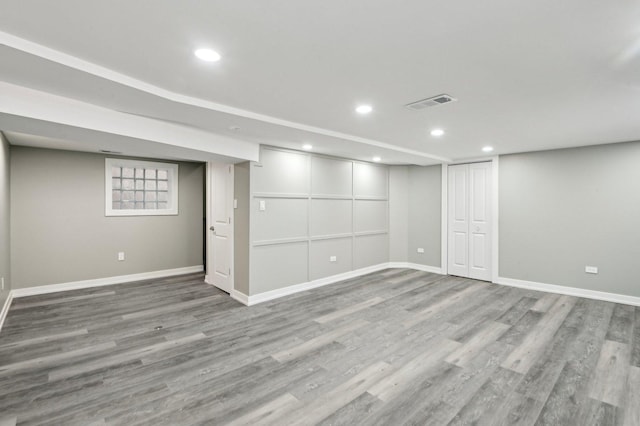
top-left (407, 165), bottom-right (442, 267)
top-left (10, 147), bottom-right (204, 288)
top-left (248, 147), bottom-right (389, 295)
top-left (234, 161), bottom-right (250, 295)
top-left (388, 166), bottom-right (408, 262)
top-left (0, 134), bottom-right (10, 307)
top-left (388, 164), bottom-right (442, 268)
top-left (500, 141), bottom-right (640, 297)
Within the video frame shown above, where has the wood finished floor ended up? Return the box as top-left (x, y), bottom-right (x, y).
top-left (0, 269), bottom-right (639, 425)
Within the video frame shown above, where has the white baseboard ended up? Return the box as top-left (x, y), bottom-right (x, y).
top-left (236, 263), bottom-right (391, 306)
top-left (494, 276), bottom-right (640, 307)
top-left (230, 290), bottom-right (250, 305)
top-left (11, 265), bottom-right (204, 298)
top-left (388, 262), bottom-right (444, 275)
top-left (0, 290), bottom-right (14, 333)
top-left (236, 264), bottom-right (640, 308)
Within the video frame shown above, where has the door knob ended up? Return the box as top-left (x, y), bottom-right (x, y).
top-left (210, 226), bottom-right (215, 232)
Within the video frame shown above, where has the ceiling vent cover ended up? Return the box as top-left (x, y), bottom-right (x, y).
top-left (405, 94), bottom-right (457, 110)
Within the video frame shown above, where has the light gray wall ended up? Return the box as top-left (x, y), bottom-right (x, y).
top-left (0, 134), bottom-right (10, 307)
top-left (388, 164), bottom-right (442, 267)
top-left (249, 147), bottom-right (389, 295)
top-left (500, 141), bottom-right (640, 297)
top-left (389, 166), bottom-right (408, 262)
top-left (407, 165), bottom-right (442, 267)
top-left (10, 147), bottom-right (204, 288)
top-left (234, 161), bottom-right (250, 296)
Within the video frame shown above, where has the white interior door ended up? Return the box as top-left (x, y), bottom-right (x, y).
top-left (206, 163), bottom-right (233, 293)
top-left (447, 162), bottom-right (492, 281)
top-left (468, 162), bottom-right (492, 280)
top-left (448, 165), bottom-right (470, 277)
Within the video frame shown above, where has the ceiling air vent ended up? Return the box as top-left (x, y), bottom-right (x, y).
top-left (405, 94), bottom-right (457, 110)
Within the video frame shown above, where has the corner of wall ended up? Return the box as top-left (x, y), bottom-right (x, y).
top-left (233, 161), bottom-right (251, 296)
top-left (407, 164), bottom-right (442, 268)
top-left (388, 166), bottom-right (409, 262)
top-left (0, 132), bottom-right (11, 311)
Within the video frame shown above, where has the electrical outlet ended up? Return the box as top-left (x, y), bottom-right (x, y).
top-left (1, 277), bottom-right (4, 290)
top-left (585, 266), bottom-right (598, 274)
top-left (259, 200), bottom-right (266, 211)
top-left (234, 199), bottom-right (238, 209)
top-left (417, 248), bottom-right (425, 253)
top-left (329, 256), bottom-right (337, 262)
top-left (118, 252), bottom-right (125, 261)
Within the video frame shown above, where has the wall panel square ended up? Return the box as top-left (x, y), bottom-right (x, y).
top-left (354, 200), bottom-right (388, 233)
top-left (310, 199), bottom-right (352, 237)
top-left (309, 238), bottom-right (353, 280)
top-left (252, 198), bottom-right (308, 242)
top-left (252, 242), bottom-right (308, 294)
top-left (253, 149), bottom-right (309, 195)
top-left (354, 234), bottom-right (389, 269)
top-left (353, 163), bottom-right (388, 198)
top-left (311, 156), bottom-right (352, 197)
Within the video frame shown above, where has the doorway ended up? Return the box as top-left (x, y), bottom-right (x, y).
top-left (447, 161), bottom-right (493, 281)
top-left (205, 162), bottom-right (234, 294)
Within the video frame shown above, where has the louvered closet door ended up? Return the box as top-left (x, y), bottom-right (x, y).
top-left (447, 162), bottom-right (492, 281)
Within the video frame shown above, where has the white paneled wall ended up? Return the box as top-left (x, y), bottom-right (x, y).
top-left (248, 147), bottom-right (389, 295)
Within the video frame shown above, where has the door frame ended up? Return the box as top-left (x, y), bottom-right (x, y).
top-left (205, 161), bottom-right (235, 293)
top-left (441, 156), bottom-right (499, 282)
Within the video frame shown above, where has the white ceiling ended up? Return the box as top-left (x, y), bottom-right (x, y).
top-left (2, 0), bottom-right (640, 164)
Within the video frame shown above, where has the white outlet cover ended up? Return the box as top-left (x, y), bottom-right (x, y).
top-left (118, 252), bottom-right (125, 261)
top-left (417, 248), bottom-right (425, 253)
top-left (330, 256), bottom-right (337, 262)
top-left (259, 200), bottom-right (266, 211)
top-left (585, 266), bottom-right (598, 274)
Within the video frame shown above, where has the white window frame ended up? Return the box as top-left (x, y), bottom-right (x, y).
top-left (105, 158), bottom-right (179, 216)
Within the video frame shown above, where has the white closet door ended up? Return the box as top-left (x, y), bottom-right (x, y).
top-left (448, 164), bottom-right (470, 277)
top-left (447, 162), bottom-right (492, 280)
top-left (468, 162), bottom-right (492, 281)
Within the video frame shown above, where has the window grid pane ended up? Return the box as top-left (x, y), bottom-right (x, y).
top-left (108, 161), bottom-right (176, 214)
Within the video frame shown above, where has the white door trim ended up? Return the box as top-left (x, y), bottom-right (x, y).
top-left (205, 162), bottom-right (213, 286)
top-left (441, 164), bottom-right (448, 275)
top-left (205, 162), bottom-right (235, 293)
top-left (491, 156), bottom-right (500, 283)
top-left (441, 156), bottom-right (499, 281)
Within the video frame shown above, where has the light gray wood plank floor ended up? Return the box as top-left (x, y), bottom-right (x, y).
top-left (0, 269), bottom-right (638, 425)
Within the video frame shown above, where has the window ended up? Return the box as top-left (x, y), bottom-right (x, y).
top-left (105, 158), bottom-right (178, 216)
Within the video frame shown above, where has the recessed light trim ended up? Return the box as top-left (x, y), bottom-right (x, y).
top-left (372, 156), bottom-right (381, 162)
top-left (356, 105), bottom-right (373, 114)
top-left (195, 48), bottom-right (221, 62)
top-left (482, 146), bottom-right (494, 152)
top-left (430, 129), bottom-right (445, 137)
top-left (302, 144), bottom-right (313, 150)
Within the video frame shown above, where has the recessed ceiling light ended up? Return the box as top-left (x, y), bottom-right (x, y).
top-left (430, 129), bottom-right (445, 137)
top-left (302, 144), bottom-right (313, 150)
top-left (482, 146), bottom-right (494, 152)
top-left (195, 48), bottom-right (221, 62)
top-left (372, 156), bottom-right (381, 162)
top-left (356, 105), bottom-right (373, 114)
